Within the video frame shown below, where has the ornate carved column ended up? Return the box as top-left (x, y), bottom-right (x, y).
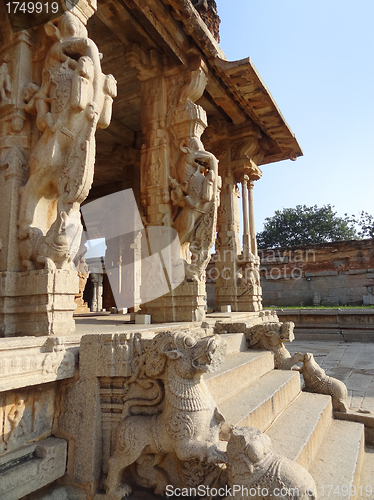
top-left (248, 178), bottom-right (258, 256)
top-left (128, 50), bottom-right (220, 322)
top-left (91, 272), bottom-right (103, 312)
top-left (212, 121), bottom-right (264, 312)
top-left (241, 174), bottom-right (250, 256)
top-left (231, 123), bottom-right (263, 312)
top-left (0, 2), bottom-right (116, 336)
top-left (204, 120), bottom-right (240, 311)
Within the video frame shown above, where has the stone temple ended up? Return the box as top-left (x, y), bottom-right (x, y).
top-left (0, 1), bottom-right (372, 499)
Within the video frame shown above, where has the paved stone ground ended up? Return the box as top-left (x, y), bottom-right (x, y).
top-left (288, 341), bottom-right (374, 412)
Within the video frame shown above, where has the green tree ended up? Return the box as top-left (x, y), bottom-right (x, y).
top-left (256, 204), bottom-right (357, 249)
top-left (347, 211), bottom-right (374, 239)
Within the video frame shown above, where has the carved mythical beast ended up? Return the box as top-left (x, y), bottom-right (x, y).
top-left (247, 322), bottom-right (305, 370)
top-left (18, 12), bottom-right (116, 270)
top-left (104, 330), bottom-right (229, 499)
top-left (169, 138), bottom-right (221, 281)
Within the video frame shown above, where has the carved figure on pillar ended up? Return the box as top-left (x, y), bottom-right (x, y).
top-left (18, 12), bottom-right (117, 270)
top-left (169, 137), bottom-right (220, 281)
top-left (74, 256), bottom-right (89, 313)
top-left (0, 62), bottom-right (11, 104)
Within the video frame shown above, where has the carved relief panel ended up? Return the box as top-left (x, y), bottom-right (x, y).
top-left (0, 383), bottom-right (56, 455)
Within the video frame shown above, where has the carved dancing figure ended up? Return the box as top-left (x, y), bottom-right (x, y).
top-left (104, 330), bottom-right (229, 499)
top-left (18, 11), bottom-right (116, 270)
top-left (169, 138), bottom-right (221, 280)
top-left (5, 398), bottom-right (26, 447)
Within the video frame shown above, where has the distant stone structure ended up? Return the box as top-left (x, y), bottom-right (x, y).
top-left (259, 239), bottom-right (374, 307)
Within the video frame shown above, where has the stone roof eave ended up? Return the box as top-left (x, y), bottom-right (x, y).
top-left (162, 0), bottom-right (303, 164)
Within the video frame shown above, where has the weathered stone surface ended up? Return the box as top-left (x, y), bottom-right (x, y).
top-left (0, 437), bottom-right (67, 500)
top-left (0, 269), bottom-right (79, 337)
top-left (0, 337), bottom-right (76, 392)
top-left (225, 426), bottom-right (316, 500)
top-left (259, 239), bottom-right (374, 307)
top-left (0, 383), bottom-right (57, 455)
top-left (0, 2), bottom-right (116, 337)
top-left (277, 308), bottom-right (374, 342)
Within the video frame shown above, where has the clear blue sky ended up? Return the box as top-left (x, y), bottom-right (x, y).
top-left (216, 0), bottom-right (374, 233)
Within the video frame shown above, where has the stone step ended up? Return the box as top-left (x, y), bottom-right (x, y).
top-left (266, 392), bottom-right (333, 471)
top-left (218, 369), bottom-right (301, 432)
top-left (359, 446), bottom-right (374, 498)
top-left (219, 333), bottom-right (247, 354)
top-left (204, 350), bottom-right (274, 405)
top-left (310, 420), bottom-right (365, 500)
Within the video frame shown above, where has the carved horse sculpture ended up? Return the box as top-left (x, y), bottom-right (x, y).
top-left (169, 138), bottom-right (221, 281)
top-left (18, 12), bottom-right (116, 270)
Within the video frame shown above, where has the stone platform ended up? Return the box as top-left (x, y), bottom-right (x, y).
top-left (277, 308), bottom-right (374, 342)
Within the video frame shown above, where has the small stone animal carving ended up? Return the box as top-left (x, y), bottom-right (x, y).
top-left (300, 353), bottom-right (348, 412)
top-left (247, 321), bottom-right (305, 370)
top-left (225, 426), bottom-right (316, 500)
top-left (105, 330), bottom-right (229, 499)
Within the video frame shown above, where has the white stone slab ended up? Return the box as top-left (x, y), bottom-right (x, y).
top-left (135, 314), bottom-right (151, 325)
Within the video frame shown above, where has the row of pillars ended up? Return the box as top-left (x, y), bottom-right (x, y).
top-left (241, 175), bottom-right (257, 258)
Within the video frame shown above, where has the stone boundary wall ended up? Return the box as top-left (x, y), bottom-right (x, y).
top-left (277, 308), bottom-right (374, 342)
top-left (259, 239), bottom-right (374, 307)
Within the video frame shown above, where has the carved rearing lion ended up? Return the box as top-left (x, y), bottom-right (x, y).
top-left (104, 330), bottom-right (228, 499)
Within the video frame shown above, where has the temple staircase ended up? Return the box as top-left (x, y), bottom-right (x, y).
top-left (203, 332), bottom-right (373, 500)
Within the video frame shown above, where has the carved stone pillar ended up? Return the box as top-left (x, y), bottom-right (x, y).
top-left (91, 273), bottom-right (103, 312)
top-left (128, 50), bottom-right (220, 322)
top-left (0, 2), bottom-right (116, 336)
top-left (204, 120), bottom-right (240, 311)
top-left (232, 125), bottom-right (263, 312)
top-left (212, 121), bottom-right (264, 312)
top-left (74, 257), bottom-right (90, 314)
top-left (242, 175), bottom-right (251, 256)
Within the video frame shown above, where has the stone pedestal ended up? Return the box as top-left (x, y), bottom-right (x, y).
top-left (142, 281), bottom-right (206, 322)
top-left (0, 269), bottom-right (78, 337)
top-left (236, 285), bottom-right (262, 312)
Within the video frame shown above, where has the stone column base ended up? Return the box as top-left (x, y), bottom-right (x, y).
top-left (0, 269), bottom-right (79, 337)
top-left (141, 281), bottom-right (206, 323)
top-left (216, 286), bottom-right (263, 312)
top-left (216, 286), bottom-right (238, 311)
top-left (236, 285), bottom-right (263, 312)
